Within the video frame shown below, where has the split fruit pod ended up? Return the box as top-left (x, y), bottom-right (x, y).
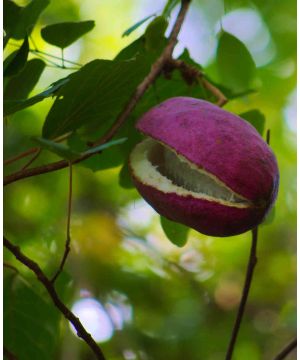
top-left (129, 97), bottom-right (279, 237)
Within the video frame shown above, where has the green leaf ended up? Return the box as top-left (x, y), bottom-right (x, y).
top-left (4, 78), bottom-right (69, 116)
top-left (178, 50), bottom-right (254, 102)
top-left (33, 137), bottom-right (79, 160)
top-left (122, 14), bottom-right (155, 37)
top-left (3, 0), bottom-right (22, 43)
top-left (67, 131), bottom-right (88, 152)
top-left (222, 87), bottom-right (256, 100)
top-left (87, 146), bottom-right (124, 171)
top-left (4, 59), bottom-right (46, 100)
top-left (33, 137), bottom-right (126, 165)
top-left (82, 138), bottom-right (127, 171)
top-left (4, 37), bottom-right (29, 77)
top-left (162, 0), bottom-right (180, 17)
top-left (4, 98), bottom-right (44, 117)
top-left (119, 161), bottom-right (134, 189)
top-left (5, 0), bottom-right (50, 40)
top-left (131, 67), bottom-right (208, 119)
top-left (115, 33), bottom-right (166, 64)
top-left (80, 149), bottom-right (124, 172)
top-left (115, 36), bottom-right (146, 60)
top-left (67, 133), bottom-right (127, 171)
top-left (42, 57), bottom-right (151, 139)
top-left (41, 20), bottom-right (95, 48)
top-left (79, 154), bottom-right (103, 172)
top-left (239, 109), bottom-right (266, 135)
top-left (4, 271), bottom-right (61, 360)
top-left (160, 216), bottom-right (189, 247)
top-left (83, 138), bottom-right (127, 155)
top-left (145, 16), bottom-right (168, 52)
top-left (216, 31), bottom-right (256, 91)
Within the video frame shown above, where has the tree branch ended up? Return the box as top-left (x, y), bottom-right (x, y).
top-left (273, 338), bottom-right (297, 360)
top-left (164, 58), bottom-right (228, 106)
top-left (3, 236), bottom-right (107, 360)
top-left (4, 0), bottom-right (192, 186)
top-left (51, 163), bottom-right (73, 282)
top-left (3, 4), bottom-right (193, 359)
top-left (4, 134), bottom-right (71, 167)
top-left (200, 77), bottom-right (228, 107)
top-left (4, 147), bottom-right (39, 166)
top-left (20, 148), bottom-right (42, 171)
top-left (225, 228), bottom-right (258, 360)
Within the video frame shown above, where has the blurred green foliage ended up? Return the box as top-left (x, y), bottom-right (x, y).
top-left (4, 0), bottom-right (296, 360)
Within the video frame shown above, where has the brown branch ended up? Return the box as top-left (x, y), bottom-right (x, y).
top-left (200, 78), bottom-right (228, 107)
top-left (4, 133), bottom-right (70, 167)
top-left (273, 338), bottom-right (297, 360)
top-left (3, 236), bottom-right (107, 360)
top-left (164, 58), bottom-right (228, 107)
top-left (4, 0), bottom-right (192, 187)
top-left (4, 147), bottom-right (39, 166)
top-left (225, 228), bottom-right (258, 360)
top-left (21, 148), bottom-right (42, 170)
top-left (51, 163), bottom-right (73, 282)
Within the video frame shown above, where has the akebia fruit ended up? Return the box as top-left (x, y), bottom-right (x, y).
top-left (129, 97), bottom-right (279, 237)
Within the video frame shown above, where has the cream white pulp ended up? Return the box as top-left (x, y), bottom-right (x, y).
top-left (130, 138), bottom-right (251, 208)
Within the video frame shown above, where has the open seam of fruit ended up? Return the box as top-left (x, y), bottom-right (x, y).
top-left (130, 137), bottom-right (253, 208)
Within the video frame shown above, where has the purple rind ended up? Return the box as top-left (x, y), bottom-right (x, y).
top-left (131, 173), bottom-right (267, 237)
top-left (137, 97), bottom-right (279, 208)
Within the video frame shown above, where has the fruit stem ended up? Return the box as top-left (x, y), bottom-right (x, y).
top-left (51, 161), bottom-right (73, 283)
top-left (273, 338), bottom-right (297, 360)
top-left (224, 227), bottom-right (258, 360)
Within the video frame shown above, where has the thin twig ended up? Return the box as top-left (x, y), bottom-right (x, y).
top-left (164, 58), bottom-right (228, 106)
top-left (225, 228), bottom-right (258, 360)
top-left (4, 133), bottom-right (70, 167)
top-left (4, 0), bottom-right (192, 186)
top-left (200, 78), bottom-right (228, 106)
top-left (8, 41), bottom-right (82, 67)
top-left (21, 148), bottom-right (42, 171)
top-left (51, 162), bottom-right (73, 282)
top-left (4, 147), bottom-right (39, 166)
top-left (3, 262), bottom-right (19, 274)
top-left (3, 236), bottom-right (107, 360)
top-left (273, 338), bottom-right (297, 360)
top-left (33, 49), bottom-right (82, 66)
top-left (31, 51), bottom-right (62, 68)
top-left (9, 44), bottom-right (77, 69)
top-left (4, 346), bottom-right (17, 360)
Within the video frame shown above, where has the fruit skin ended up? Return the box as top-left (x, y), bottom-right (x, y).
top-left (130, 97), bottom-right (279, 237)
top-left (130, 180), bottom-right (266, 237)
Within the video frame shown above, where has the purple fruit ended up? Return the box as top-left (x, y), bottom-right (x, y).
top-left (129, 97), bottom-right (279, 237)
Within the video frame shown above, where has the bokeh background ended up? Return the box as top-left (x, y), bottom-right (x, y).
top-left (4, 0), bottom-right (296, 359)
